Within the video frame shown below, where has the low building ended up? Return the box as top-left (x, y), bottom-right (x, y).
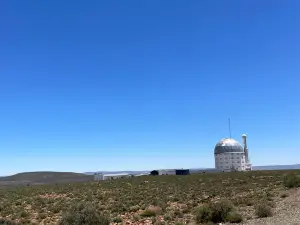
top-left (175, 169), bottom-right (190, 175)
top-left (94, 172), bottom-right (130, 181)
top-left (94, 173), bottom-right (104, 181)
top-left (158, 169), bottom-right (176, 175)
top-left (134, 173), bottom-right (149, 177)
top-left (150, 170), bottom-right (159, 176)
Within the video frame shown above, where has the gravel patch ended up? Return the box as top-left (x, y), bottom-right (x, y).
top-left (244, 188), bottom-right (300, 225)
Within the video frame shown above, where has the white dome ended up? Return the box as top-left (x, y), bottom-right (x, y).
top-left (214, 138), bottom-right (244, 155)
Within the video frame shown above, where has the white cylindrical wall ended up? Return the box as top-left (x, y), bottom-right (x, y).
top-left (215, 152), bottom-right (247, 172)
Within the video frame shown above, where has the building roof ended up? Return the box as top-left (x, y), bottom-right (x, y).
top-left (103, 173), bottom-right (130, 177)
top-left (134, 173), bottom-right (149, 176)
top-left (214, 138), bottom-right (244, 154)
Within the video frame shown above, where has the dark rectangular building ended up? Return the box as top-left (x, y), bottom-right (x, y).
top-left (175, 169), bottom-right (190, 175)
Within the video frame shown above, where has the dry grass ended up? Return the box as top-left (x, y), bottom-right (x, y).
top-left (0, 170), bottom-right (299, 224)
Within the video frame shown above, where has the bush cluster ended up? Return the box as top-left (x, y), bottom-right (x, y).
top-left (0, 219), bottom-right (18, 225)
top-left (58, 202), bottom-right (110, 225)
top-left (255, 203), bottom-right (273, 218)
top-left (195, 200), bottom-right (243, 224)
top-left (140, 209), bottom-right (157, 217)
top-left (283, 174), bottom-right (300, 188)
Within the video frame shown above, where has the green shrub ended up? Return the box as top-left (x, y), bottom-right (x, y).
top-left (112, 217), bottom-right (123, 223)
top-left (133, 214), bottom-right (141, 221)
top-left (226, 211), bottom-right (243, 223)
top-left (0, 219), bottom-right (18, 225)
top-left (140, 209), bottom-right (156, 217)
top-left (255, 203), bottom-right (273, 218)
top-left (19, 210), bottom-right (30, 218)
top-left (58, 202), bottom-right (110, 225)
top-left (283, 174), bottom-right (300, 188)
top-left (129, 205), bottom-right (140, 212)
top-left (210, 200), bottom-right (234, 223)
top-left (163, 214), bottom-right (171, 221)
top-left (195, 204), bottom-right (212, 223)
top-left (195, 200), bottom-right (242, 224)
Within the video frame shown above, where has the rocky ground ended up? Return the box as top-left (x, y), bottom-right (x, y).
top-left (243, 188), bottom-right (300, 225)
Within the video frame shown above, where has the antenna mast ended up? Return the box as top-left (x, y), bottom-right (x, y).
top-left (228, 118), bottom-right (232, 139)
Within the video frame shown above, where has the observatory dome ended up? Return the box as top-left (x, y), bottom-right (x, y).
top-left (214, 138), bottom-right (244, 155)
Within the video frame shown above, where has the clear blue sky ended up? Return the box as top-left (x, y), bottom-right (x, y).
top-left (0, 1), bottom-right (299, 175)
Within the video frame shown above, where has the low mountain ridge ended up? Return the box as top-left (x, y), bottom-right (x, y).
top-left (2, 164), bottom-right (300, 187)
top-left (253, 164), bottom-right (300, 170)
top-left (85, 171), bottom-right (150, 175)
top-left (0, 171), bottom-right (93, 187)
top-left (86, 165), bottom-right (300, 175)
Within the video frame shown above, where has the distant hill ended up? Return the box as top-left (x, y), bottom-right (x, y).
top-left (3, 164), bottom-right (300, 187)
top-left (86, 169), bottom-right (218, 175)
top-left (86, 165), bottom-right (300, 176)
top-left (85, 171), bottom-right (150, 175)
top-left (190, 165), bottom-right (300, 172)
top-left (0, 171), bottom-right (93, 187)
top-left (253, 164), bottom-right (300, 170)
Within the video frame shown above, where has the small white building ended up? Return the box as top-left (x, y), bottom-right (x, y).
top-left (214, 135), bottom-right (252, 172)
top-left (94, 173), bottom-right (104, 181)
top-left (94, 172), bottom-right (130, 181)
top-left (134, 173), bottom-right (150, 177)
top-left (158, 169), bottom-right (176, 175)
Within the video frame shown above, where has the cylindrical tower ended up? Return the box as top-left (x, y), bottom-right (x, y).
top-left (242, 134), bottom-right (249, 163)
